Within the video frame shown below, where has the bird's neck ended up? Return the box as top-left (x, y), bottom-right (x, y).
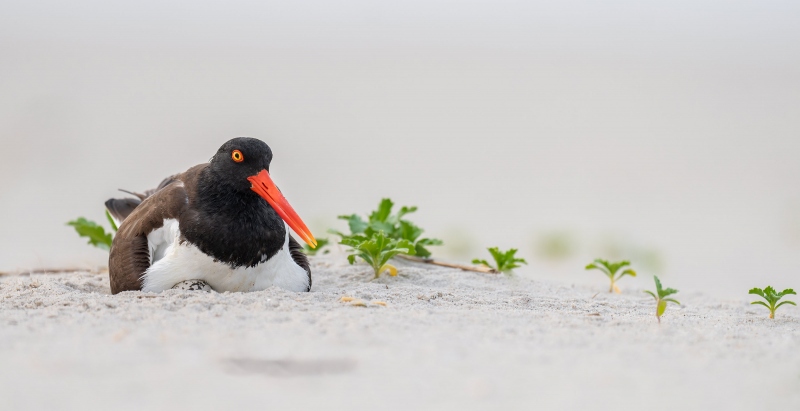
top-left (182, 169), bottom-right (287, 267)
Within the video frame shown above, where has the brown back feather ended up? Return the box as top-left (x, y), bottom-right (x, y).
top-left (105, 173), bottom-right (184, 223)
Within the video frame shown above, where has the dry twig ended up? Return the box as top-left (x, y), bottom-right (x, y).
top-left (3, 267), bottom-right (106, 276)
top-left (395, 254), bottom-right (499, 274)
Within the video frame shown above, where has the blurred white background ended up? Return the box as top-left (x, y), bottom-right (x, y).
top-left (1, 0), bottom-right (798, 295)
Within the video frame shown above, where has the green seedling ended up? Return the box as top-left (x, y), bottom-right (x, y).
top-left (303, 237), bottom-right (330, 255)
top-left (749, 286), bottom-right (796, 319)
top-left (334, 198), bottom-right (442, 258)
top-left (67, 211), bottom-right (117, 251)
top-left (644, 276), bottom-right (679, 324)
top-left (340, 231), bottom-right (415, 278)
top-left (585, 259), bottom-right (636, 293)
top-left (472, 247), bottom-right (527, 273)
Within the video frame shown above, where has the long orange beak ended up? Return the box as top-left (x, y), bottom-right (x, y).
top-left (247, 169), bottom-right (317, 248)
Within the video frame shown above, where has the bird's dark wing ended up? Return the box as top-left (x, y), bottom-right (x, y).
top-left (288, 236), bottom-right (311, 291)
top-left (108, 179), bottom-right (191, 294)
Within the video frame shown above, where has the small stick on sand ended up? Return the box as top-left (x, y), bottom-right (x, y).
top-left (395, 254), bottom-right (499, 274)
top-left (6, 267), bottom-right (106, 276)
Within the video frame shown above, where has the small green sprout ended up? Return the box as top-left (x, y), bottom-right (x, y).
top-left (340, 231), bottom-right (415, 278)
top-left (303, 238), bottom-right (330, 255)
top-left (472, 247), bottom-right (527, 273)
top-left (105, 210), bottom-right (119, 232)
top-left (585, 259), bottom-right (636, 293)
top-left (644, 276), bottom-right (680, 324)
top-left (67, 211), bottom-right (117, 251)
top-left (334, 198), bottom-right (442, 258)
top-left (749, 286), bottom-right (796, 319)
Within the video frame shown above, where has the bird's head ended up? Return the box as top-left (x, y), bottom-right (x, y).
top-left (209, 137), bottom-right (316, 248)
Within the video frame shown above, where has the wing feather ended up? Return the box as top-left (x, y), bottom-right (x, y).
top-left (108, 181), bottom-right (189, 294)
top-left (288, 236), bottom-right (311, 291)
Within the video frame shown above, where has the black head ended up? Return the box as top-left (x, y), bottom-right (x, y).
top-left (194, 136), bottom-right (317, 252)
top-left (208, 137), bottom-right (274, 192)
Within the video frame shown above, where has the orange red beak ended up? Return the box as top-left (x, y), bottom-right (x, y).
top-left (247, 169), bottom-right (317, 248)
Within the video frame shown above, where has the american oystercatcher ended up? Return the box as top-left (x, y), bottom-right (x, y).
top-left (104, 137), bottom-right (316, 294)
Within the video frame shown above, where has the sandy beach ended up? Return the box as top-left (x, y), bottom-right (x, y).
top-left (3, 2), bottom-right (800, 410)
top-left (1, 254), bottom-right (797, 411)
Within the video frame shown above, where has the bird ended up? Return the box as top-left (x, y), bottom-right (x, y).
top-left (104, 137), bottom-right (317, 295)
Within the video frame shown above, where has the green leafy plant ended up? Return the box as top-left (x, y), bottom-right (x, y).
top-left (749, 286), bottom-right (796, 319)
top-left (585, 259), bottom-right (636, 293)
top-left (472, 247), bottom-right (527, 273)
top-left (644, 276), bottom-right (680, 324)
top-left (67, 211), bottom-right (117, 251)
top-left (303, 238), bottom-right (330, 255)
top-left (334, 198), bottom-right (442, 258)
top-left (340, 231), bottom-right (415, 278)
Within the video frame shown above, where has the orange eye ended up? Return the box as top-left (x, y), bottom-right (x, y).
top-left (231, 150), bottom-right (244, 163)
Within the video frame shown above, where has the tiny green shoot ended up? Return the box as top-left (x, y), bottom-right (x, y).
top-left (334, 198), bottom-right (442, 258)
top-left (644, 276), bottom-right (679, 324)
top-left (105, 210), bottom-right (118, 232)
top-left (749, 286), bottom-right (796, 319)
top-left (303, 237), bottom-right (330, 255)
top-left (585, 259), bottom-right (636, 293)
top-left (67, 211), bottom-right (117, 251)
top-left (472, 247), bottom-right (527, 273)
top-left (340, 231), bottom-right (415, 278)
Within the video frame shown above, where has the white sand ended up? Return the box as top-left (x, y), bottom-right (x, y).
top-left (1, 255), bottom-right (798, 411)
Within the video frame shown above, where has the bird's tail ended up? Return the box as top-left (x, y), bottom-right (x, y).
top-left (104, 174), bottom-right (180, 226)
top-left (104, 195), bottom-right (142, 226)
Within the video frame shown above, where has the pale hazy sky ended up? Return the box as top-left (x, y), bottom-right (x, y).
top-left (1, 1), bottom-right (799, 295)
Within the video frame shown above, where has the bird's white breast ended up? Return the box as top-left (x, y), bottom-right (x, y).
top-left (140, 219), bottom-right (309, 293)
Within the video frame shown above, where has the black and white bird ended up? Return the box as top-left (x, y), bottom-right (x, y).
top-left (104, 137), bottom-right (316, 294)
